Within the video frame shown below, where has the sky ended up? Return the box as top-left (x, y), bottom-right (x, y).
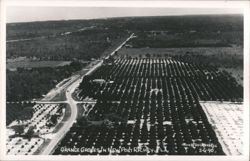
top-left (7, 7), bottom-right (243, 23)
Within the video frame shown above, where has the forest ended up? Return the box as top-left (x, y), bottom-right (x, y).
top-left (7, 27), bottom-right (128, 61)
top-left (6, 14), bottom-right (243, 102)
top-left (6, 61), bottom-right (85, 101)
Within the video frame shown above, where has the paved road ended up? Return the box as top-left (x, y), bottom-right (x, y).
top-left (41, 76), bottom-right (82, 154)
top-left (40, 33), bottom-right (135, 154)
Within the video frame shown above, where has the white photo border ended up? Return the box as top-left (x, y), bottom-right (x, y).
top-left (0, 1), bottom-right (249, 161)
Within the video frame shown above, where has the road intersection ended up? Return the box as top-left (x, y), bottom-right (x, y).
top-left (39, 33), bottom-right (135, 154)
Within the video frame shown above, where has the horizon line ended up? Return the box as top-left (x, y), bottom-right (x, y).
top-left (7, 13), bottom-right (243, 24)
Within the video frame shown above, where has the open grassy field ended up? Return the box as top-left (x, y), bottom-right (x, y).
top-left (7, 61), bottom-right (72, 69)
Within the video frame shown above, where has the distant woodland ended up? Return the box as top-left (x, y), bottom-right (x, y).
top-left (6, 61), bottom-right (85, 101)
top-left (7, 15), bottom-right (243, 60)
top-left (6, 14), bottom-right (243, 102)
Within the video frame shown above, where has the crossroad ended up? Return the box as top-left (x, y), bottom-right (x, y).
top-left (39, 33), bottom-right (135, 154)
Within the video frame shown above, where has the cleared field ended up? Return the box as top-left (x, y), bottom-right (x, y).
top-left (7, 60), bottom-right (72, 69)
top-left (200, 102), bottom-right (243, 155)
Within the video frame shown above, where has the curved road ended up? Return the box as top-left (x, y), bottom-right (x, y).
top-left (40, 33), bottom-right (135, 155)
top-left (41, 78), bottom-right (81, 154)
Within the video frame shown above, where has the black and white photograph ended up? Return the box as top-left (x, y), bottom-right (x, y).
top-left (0, 0), bottom-right (249, 161)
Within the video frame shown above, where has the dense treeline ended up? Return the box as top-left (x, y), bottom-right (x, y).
top-left (112, 15), bottom-right (243, 47)
top-left (7, 15), bottom-right (243, 40)
top-left (128, 31), bottom-right (242, 48)
top-left (7, 19), bottom-right (100, 40)
top-left (6, 61), bottom-right (85, 101)
top-left (6, 102), bottom-right (36, 125)
top-left (7, 27), bottom-right (128, 61)
top-left (6, 14), bottom-right (243, 102)
top-left (7, 15), bottom-right (243, 60)
top-left (131, 15), bottom-right (241, 32)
